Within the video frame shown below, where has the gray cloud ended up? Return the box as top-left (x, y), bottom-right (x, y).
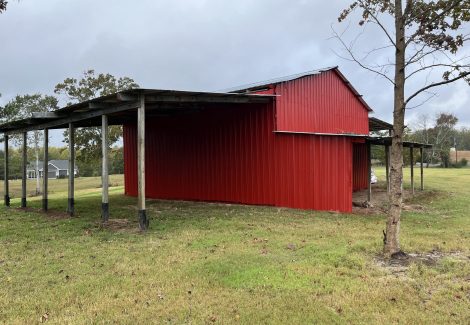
top-left (1, 0), bottom-right (469, 146)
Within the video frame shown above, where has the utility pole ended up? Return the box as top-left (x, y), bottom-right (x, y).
top-left (454, 137), bottom-right (458, 163)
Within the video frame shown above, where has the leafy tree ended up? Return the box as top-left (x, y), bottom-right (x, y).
top-left (337, 1), bottom-right (470, 257)
top-left (109, 147), bottom-right (124, 175)
top-left (0, 1), bottom-right (7, 13)
top-left (0, 148), bottom-right (22, 180)
top-left (1, 94), bottom-right (58, 193)
top-left (54, 70), bottom-right (138, 165)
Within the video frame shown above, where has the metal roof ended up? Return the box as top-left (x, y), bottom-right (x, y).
top-left (369, 117), bottom-right (393, 132)
top-left (223, 67), bottom-right (337, 93)
top-left (0, 88), bottom-right (274, 134)
top-left (224, 66), bottom-right (373, 112)
top-left (367, 137), bottom-right (432, 148)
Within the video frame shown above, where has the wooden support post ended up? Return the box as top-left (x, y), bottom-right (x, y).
top-left (137, 95), bottom-right (148, 230)
top-left (101, 115), bottom-right (109, 223)
top-left (21, 132), bottom-right (27, 208)
top-left (420, 147), bottom-right (424, 191)
top-left (367, 142), bottom-right (372, 203)
top-left (385, 145), bottom-right (390, 194)
top-left (4, 134), bottom-right (9, 207)
top-left (42, 128), bottom-right (48, 211)
top-left (410, 146), bottom-right (414, 195)
top-left (67, 123), bottom-right (75, 216)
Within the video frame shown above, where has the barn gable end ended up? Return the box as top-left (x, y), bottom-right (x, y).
top-left (273, 69), bottom-right (370, 135)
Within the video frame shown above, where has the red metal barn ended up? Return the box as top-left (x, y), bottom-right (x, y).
top-left (123, 67), bottom-right (371, 212)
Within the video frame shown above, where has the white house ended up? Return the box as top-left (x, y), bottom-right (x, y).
top-left (27, 160), bottom-right (79, 179)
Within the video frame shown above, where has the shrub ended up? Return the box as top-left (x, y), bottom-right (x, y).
top-left (451, 158), bottom-right (468, 168)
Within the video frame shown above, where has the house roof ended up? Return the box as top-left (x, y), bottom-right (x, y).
top-left (224, 66), bottom-right (373, 112)
top-left (50, 160), bottom-right (71, 170)
top-left (27, 160), bottom-right (77, 171)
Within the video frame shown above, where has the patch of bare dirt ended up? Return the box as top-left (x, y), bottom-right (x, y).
top-left (99, 218), bottom-right (138, 232)
top-left (14, 207), bottom-right (71, 220)
top-left (376, 250), bottom-right (469, 277)
top-left (353, 187), bottom-right (445, 215)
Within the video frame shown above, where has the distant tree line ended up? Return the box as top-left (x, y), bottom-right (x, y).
top-left (0, 146), bottom-right (124, 180)
top-left (371, 112), bottom-right (468, 168)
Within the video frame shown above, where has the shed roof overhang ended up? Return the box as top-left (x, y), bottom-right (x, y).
top-left (367, 136), bottom-right (432, 149)
top-left (0, 89), bottom-right (274, 135)
top-left (369, 117), bottom-right (393, 132)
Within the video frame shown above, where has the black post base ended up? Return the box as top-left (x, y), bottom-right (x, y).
top-left (101, 203), bottom-right (109, 223)
top-left (138, 210), bottom-right (149, 230)
top-left (4, 195), bottom-right (10, 207)
top-left (21, 197), bottom-right (27, 208)
top-left (42, 199), bottom-right (48, 211)
top-left (67, 198), bottom-right (74, 216)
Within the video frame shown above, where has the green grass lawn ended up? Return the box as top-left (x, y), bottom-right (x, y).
top-left (0, 170), bottom-right (469, 324)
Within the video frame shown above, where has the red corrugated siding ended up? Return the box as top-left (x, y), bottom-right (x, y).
top-left (123, 104), bottom-right (354, 212)
top-left (353, 143), bottom-right (369, 191)
top-left (274, 70), bottom-right (369, 135)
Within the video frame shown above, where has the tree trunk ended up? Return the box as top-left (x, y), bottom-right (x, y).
top-left (384, 0), bottom-right (406, 257)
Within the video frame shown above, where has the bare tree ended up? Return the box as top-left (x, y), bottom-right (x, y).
top-left (413, 112), bottom-right (458, 166)
top-left (413, 113), bottom-right (433, 165)
top-left (336, 0), bottom-right (470, 257)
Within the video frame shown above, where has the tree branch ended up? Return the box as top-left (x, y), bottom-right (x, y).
top-left (406, 63), bottom-right (470, 80)
top-left (331, 26), bottom-right (396, 85)
top-left (357, 0), bottom-right (397, 48)
top-left (405, 73), bottom-right (470, 106)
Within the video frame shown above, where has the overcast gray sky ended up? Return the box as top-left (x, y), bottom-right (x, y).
top-left (1, 0), bottom-right (469, 146)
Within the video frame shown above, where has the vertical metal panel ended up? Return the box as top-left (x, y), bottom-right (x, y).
top-left (123, 104), bottom-right (355, 212)
top-left (275, 70), bottom-right (369, 135)
top-left (352, 143), bottom-right (369, 191)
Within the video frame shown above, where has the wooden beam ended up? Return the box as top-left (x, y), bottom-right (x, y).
top-left (67, 123), bottom-right (75, 216)
top-left (21, 132), bottom-right (27, 208)
top-left (4, 134), bottom-right (9, 207)
top-left (385, 145), bottom-right (390, 194)
top-left (144, 94), bottom-right (271, 104)
top-left (4, 101), bottom-right (140, 135)
top-left (117, 93), bottom-right (138, 102)
top-left (101, 115), bottom-right (109, 223)
top-left (410, 146), bottom-right (415, 195)
top-left (367, 142), bottom-right (372, 203)
top-left (88, 102), bottom-right (115, 110)
top-left (31, 112), bottom-right (62, 119)
top-left (420, 147), bottom-right (424, 191)
top-left (137, 95), bottom-right (148, 230)
top-left (42, 129), bottom-right (48, 211)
